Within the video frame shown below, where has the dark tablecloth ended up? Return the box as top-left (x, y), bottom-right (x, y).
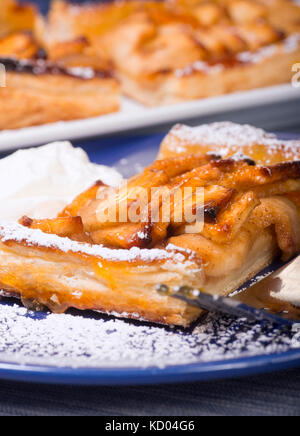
top-left (0, 368), bottom-right (300, 416)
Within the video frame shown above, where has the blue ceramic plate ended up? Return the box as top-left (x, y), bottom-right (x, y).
top-left (0, 131), bottom-right (299, 386)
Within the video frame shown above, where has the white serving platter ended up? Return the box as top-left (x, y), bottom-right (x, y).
top-left (0, 83), bottom-right (299, 152)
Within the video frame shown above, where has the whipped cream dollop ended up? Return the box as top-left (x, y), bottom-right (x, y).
top-left (0, 141), bottom-right (122, 222)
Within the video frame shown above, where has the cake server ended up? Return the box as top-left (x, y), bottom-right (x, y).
top-left (157, 255), bottom-right (300, 326)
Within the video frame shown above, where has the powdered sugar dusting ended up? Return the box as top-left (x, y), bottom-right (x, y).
top-left (175, 61), bottom-right (225, 78)
top-left (283, 33), bottom-right (300, 53)
top-left (170, 122), bottom-right (275, 147)
top-left (0, 223), bottom-right (192, 264)
top-left (237, 34), bottom-right (300, 62)
top-left (166, 122), bottom-right (300, 161)
top-left (236, 44), bottom-right (277, 64)
top-left (0, 300), bottom-right (299, 369)
top-left (174, 34), bottom-right (300, 78)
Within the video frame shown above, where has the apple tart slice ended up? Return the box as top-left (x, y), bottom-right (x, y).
top-left (0, 123), bottom-right (300, 326)
top-left (46, 0), bottom-right (300, 106)
top-left (0, 1), bottom-right (120, 130)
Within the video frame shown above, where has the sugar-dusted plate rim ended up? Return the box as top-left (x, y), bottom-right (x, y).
top-left (0, 349), bottom-right (299, 386)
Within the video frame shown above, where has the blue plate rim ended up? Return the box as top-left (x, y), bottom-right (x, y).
top-left (0, 348), bottom-right (299, 385)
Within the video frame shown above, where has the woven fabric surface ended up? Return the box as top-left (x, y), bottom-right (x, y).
top-left (0, 368), bottom-right (300, 416)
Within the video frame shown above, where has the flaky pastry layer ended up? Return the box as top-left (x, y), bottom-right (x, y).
top-left (0, 67), bottom-right (120, 130)
top-left (0, 224), bottom-right (203, 326)
top-left (0, 1), bottom-right (120, 130)
top-left (118, 36), bottom-right (300, 106)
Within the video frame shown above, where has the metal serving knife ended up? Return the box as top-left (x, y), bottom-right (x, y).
top-left (157, 255), bottom-right (300, 326)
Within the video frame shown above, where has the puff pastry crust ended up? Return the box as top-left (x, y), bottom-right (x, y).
top-left (46, 0), bottom-right (300, 105)
top-left (0, 1), bottom-right (120, 130)
top-left (0, 224), bottom-right (203, 326)
top-left (0, 57), bottom-right (119, 130)
top-left (0, 123), bottom-right (300, 326)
